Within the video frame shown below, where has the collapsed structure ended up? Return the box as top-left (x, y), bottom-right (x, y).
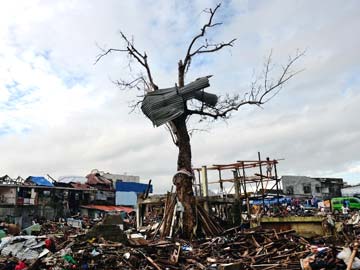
top-left (0, 170), bottom-right (151, 228)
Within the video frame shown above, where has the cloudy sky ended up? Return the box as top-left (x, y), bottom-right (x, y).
top-left (1, 0), bottom-right (359, 193)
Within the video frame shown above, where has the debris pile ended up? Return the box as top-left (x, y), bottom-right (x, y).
top-left (26, 227), bottom-right (311, 269)
top-left (2, 214), bottom-right (360, 269)
top-left (40, 221), bottom-right (80, 235)
top-left (190, 228), bottom-right (309, 269)
top-left (38, 230), bottom-right (360, 270)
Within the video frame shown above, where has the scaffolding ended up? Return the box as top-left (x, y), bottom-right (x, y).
top-left (136, 152), bottom-right (284, 233)
top-left (193, 152), bottom-right (283, 223)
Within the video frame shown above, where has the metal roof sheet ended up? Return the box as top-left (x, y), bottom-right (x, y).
top-left (141, 76), bottom-right (211, 126)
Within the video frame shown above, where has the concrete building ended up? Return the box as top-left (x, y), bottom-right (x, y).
top-left (313, 177), bottom-right (344, 198)
top-left (0, 185), bottom-right (17, 205)
top-left (341, 184), bottom-right (360, 197)
top-left (281, 175), bottom-right (343, 199)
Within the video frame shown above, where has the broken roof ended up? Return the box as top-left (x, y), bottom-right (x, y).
top-left (80, 204), bottom-right (134, 213)
top-left (26, 176), bottom-right (54, 187)
top-left (57, 176), bottom-right (87, 184)
top-left (86, 173), bottom-right (113, 186)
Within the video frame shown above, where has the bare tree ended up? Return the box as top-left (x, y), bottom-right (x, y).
top-left (96, 3), bottom-right (303, 239)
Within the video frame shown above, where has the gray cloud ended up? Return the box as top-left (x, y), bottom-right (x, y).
top-left (0, 0), bottom-right (359, 193)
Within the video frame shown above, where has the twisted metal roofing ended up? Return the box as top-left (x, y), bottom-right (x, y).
top-left (141, 76), bottom-right (212, 126)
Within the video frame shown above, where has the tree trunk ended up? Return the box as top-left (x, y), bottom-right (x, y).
top-left (170, 60), bottom-right (195, 239)
top-left (171, 115), bottom-right (195, 239)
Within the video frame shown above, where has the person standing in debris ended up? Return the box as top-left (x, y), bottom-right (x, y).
top-left (266, 157), bottom-right (272, 178)
top-left (342, 201), bottom-right (349, 217)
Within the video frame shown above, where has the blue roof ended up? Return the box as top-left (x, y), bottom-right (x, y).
top-left (28, 176), bottom-right (54, 187)
top-left (116, 181), bottom-right (152, 194)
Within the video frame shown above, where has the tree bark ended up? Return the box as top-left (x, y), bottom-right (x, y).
top-left (172, 115), bottom-right (195, 239)
top-left (170, 60), bottom-right (195, 239)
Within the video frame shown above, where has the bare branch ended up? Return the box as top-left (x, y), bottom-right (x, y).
top-left (128, 97), bottom-right (144, 113)
top-left (188, 127), bottom-right (209, 137)
top-left (184, 3), bottom-right (221, 62)
top-left (259, 50), bottom-right (305, 104)
top-left (187, 99), bottom-right (260, 119)
top-left (264, 49), bottom-right (273, 91)
top-left (190, 39), bottom-right (236, 57)
top-left (112, 74), bottom-right (151, 92)
top-left (181, 3), bottom-right (236, 73)
top-left (95, 32), bottom-right (158, 92)
top-left (95, 48), bottom-right (127, 64)
top-left (186, 50), bottom-right (305, 120)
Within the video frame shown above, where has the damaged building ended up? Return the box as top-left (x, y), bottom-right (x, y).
top-left (0, 176), bottom-right (96, 228)
top-left (0, 170), bottom-right (150, 229)
top-left (281, 175), bottom-right (343, 198)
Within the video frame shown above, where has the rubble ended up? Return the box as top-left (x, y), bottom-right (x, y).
top-left (1, 215), bottom-right (360, 270)
top-left (2, 191), bottom-right (360, 269)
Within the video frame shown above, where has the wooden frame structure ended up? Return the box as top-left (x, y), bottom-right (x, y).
top-left (136, 152), bottom-right (284, 232)
top-left (193, 152), bottom-right (282, 222)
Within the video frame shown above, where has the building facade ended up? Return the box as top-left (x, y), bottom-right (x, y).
top-left (341, 185), bottom-right (360, 197)
top-left (281, 175), bottom-right (343, 198)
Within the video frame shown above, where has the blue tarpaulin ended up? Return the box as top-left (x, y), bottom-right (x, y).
top-left (115, 181), bottom-right (152, 194)
top-left (27, 176), bottom-right (54, 187)
top-left (250, 197), bottom-right (291, 206)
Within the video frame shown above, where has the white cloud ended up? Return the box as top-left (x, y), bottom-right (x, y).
top-left (348, 164), bottom-right (360, 174)
top-left (0, 0), bottom-right (359, 193)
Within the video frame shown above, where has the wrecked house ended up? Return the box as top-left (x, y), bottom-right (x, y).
top-left (86, 172), bottom-right (115, 205)
top-left (0, 185), bottom-right (96, 228)
top-left (0, 177), bottom-right (96, 228)
top-left (0, 169), bottom-right (144, 230)
top-left (85, 170), bottom-right (147, 206)
top-left (282, 175), bottom-right (343, 198)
